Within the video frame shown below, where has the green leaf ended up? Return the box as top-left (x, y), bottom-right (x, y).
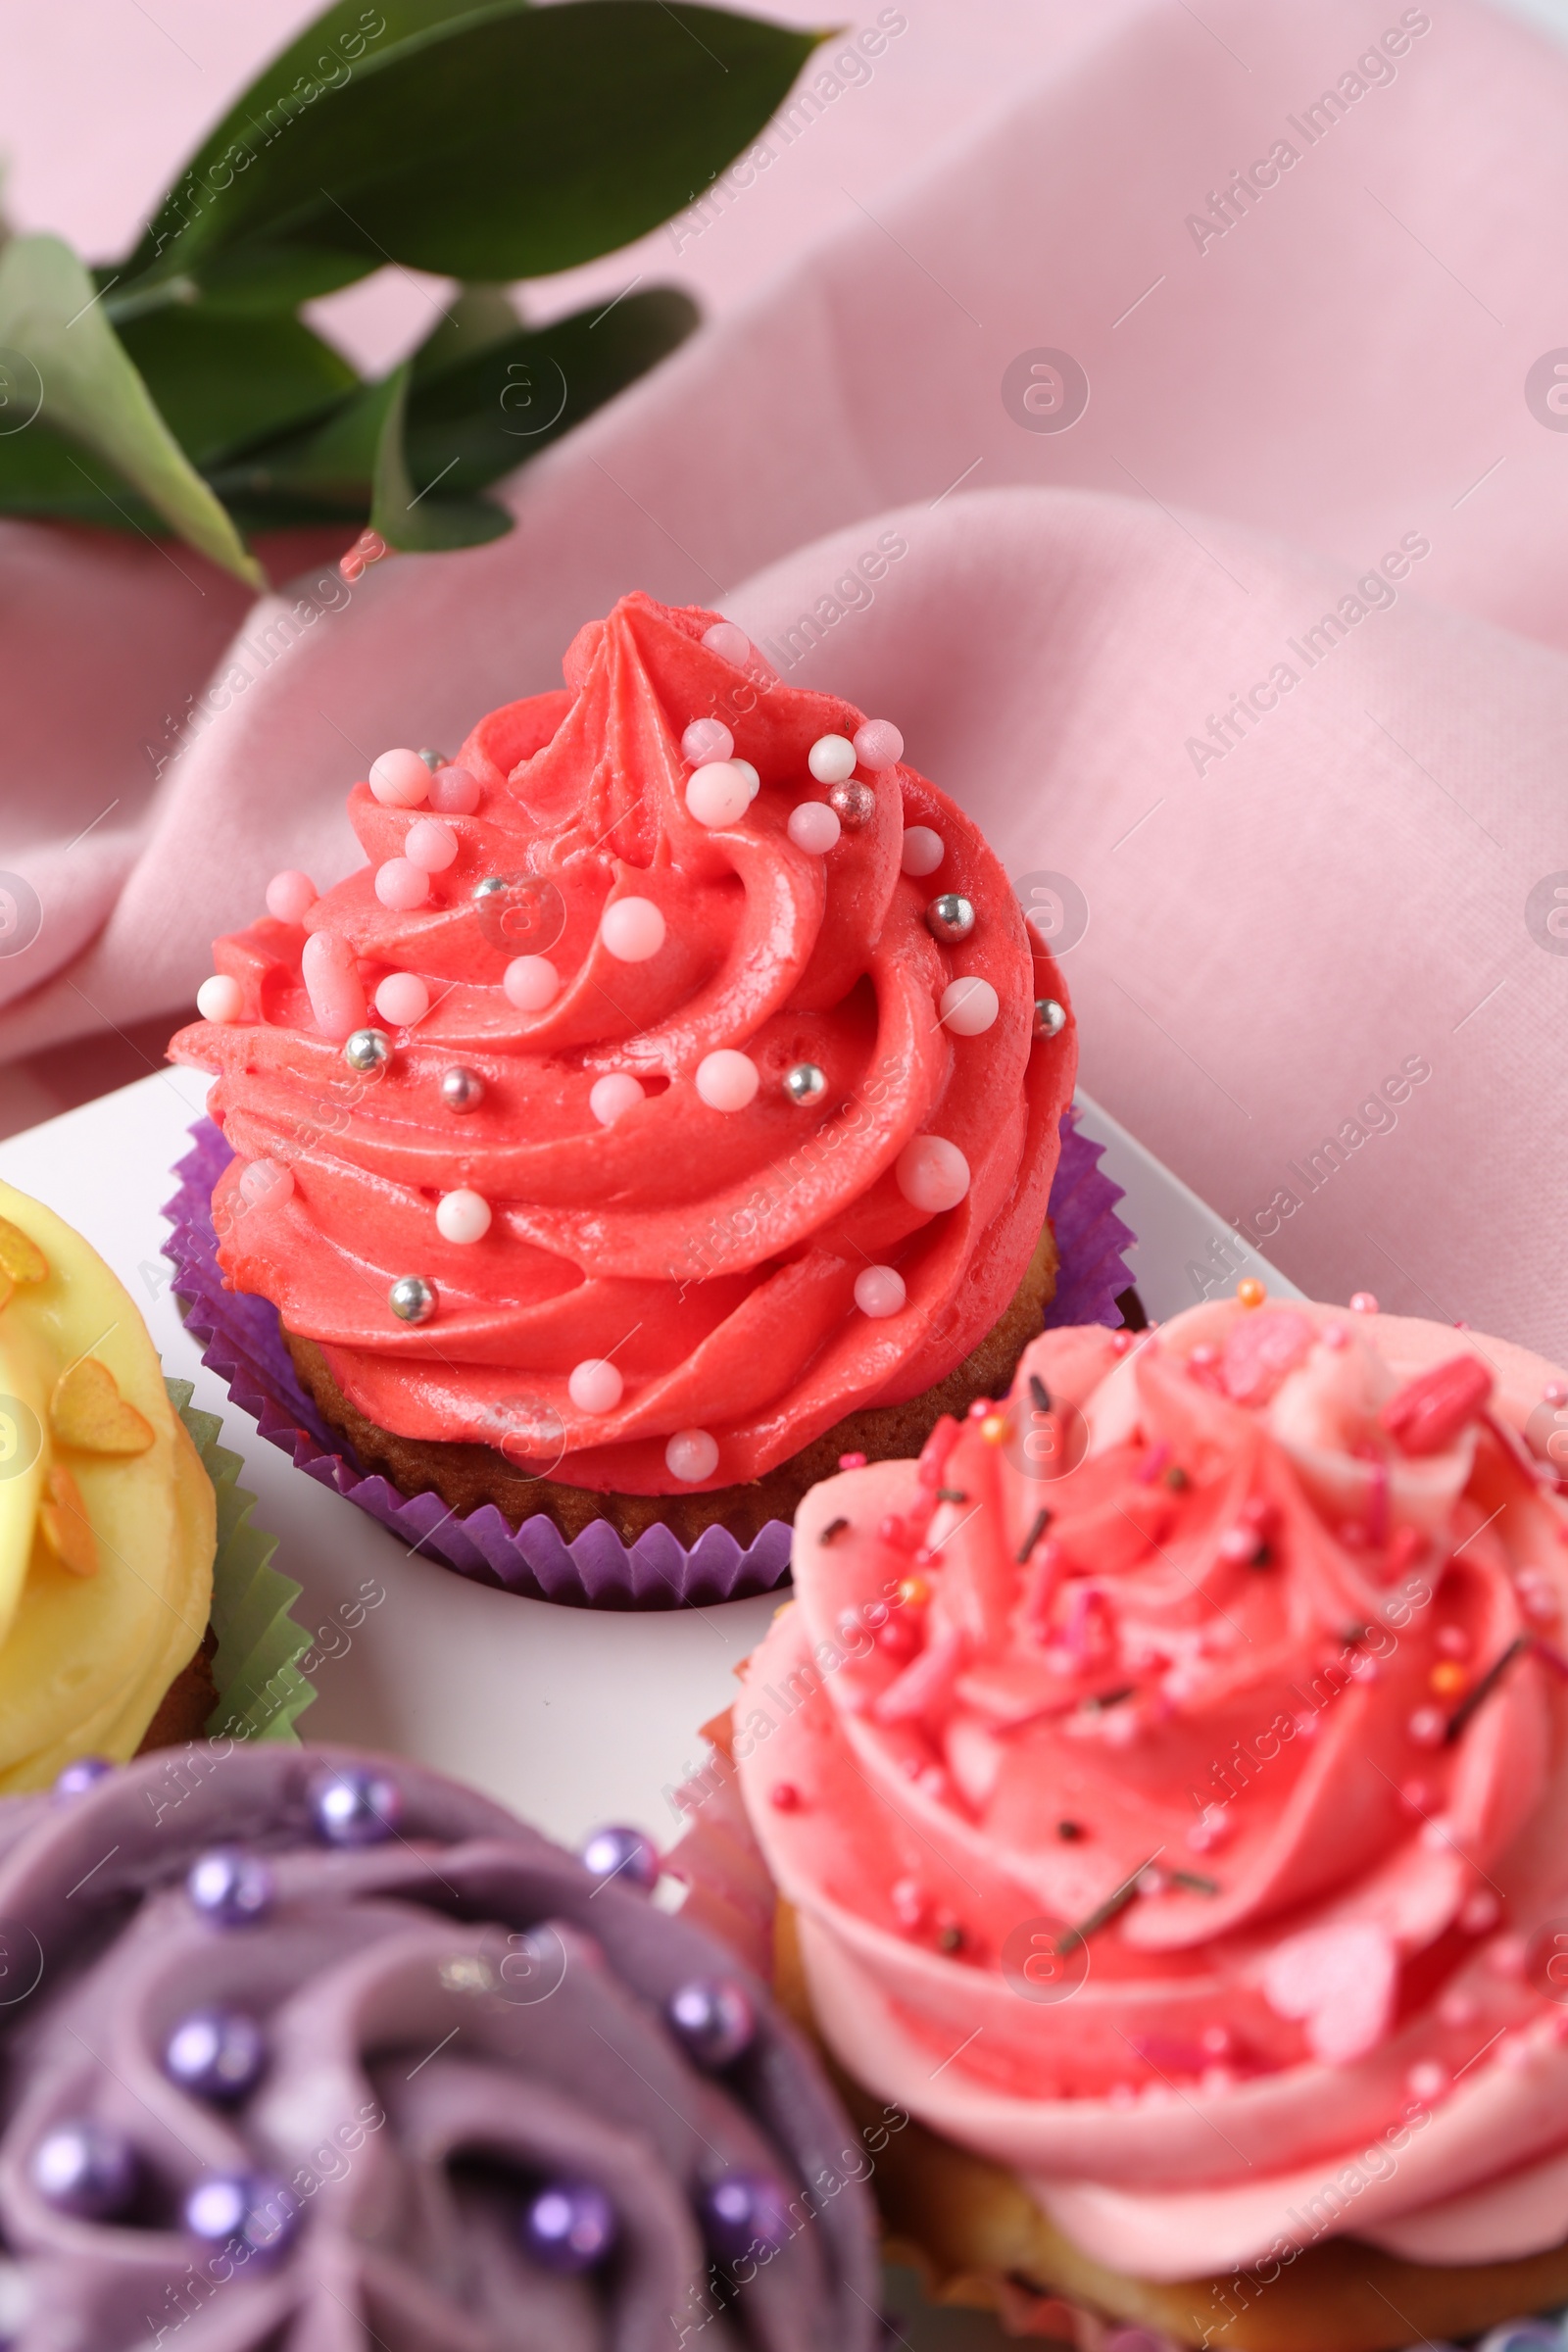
top-left (117, 305), bottom-right (358, 467)
top-left (370, 360), bottom-right (511, 549)
top-left (0, 234), bottom-right (264, 586)
top-left (0, 419), bottom-right (166, 534)
top-left (403, 284), bottom-right (699, 495)
top-left (118, 2), bottom-right (825, 304)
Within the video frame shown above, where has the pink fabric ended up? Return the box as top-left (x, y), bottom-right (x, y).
top-left (4, 0), bottom-right (1568, 1361)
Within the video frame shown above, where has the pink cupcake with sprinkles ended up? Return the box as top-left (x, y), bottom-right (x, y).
top-left (702, 1288), bottom-right (1568, 2348)
top-left (169, 593), bottom-right (1085, 1570)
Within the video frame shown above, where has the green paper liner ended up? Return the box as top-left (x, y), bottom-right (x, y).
top-left (165, 1377), bottom-right (317, 1745)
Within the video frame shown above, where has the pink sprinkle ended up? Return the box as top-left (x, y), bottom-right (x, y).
top-left (1546, 1382), bottom-right (1568, 1408)
top-left (839, 1451), bottom-right (867, 1469)
top-left (374, 972), bottom-right (429, 1027)
top-left (404, 818), bottom-right (459, 873)
top-left (374, 858), bottom-right (430, 911)
top-left (1349, 1291), bottom-right (1380, 1314)
top-left (1437, 1626), bottom-right (1471, 1657)
top-left (368, 748), bottom-right (429, 808)
top-left (266, 869), bottom-right (317, 924)
top-left (787, 801), bottom-right (841, 855)
top-left (1485, 1931), bottom-right (1528, 1978)
top-left (1109, 1331), bottom-right (1133, 1354)
top-left (1407, 1706), bottom-right (1446, 1748)
top-left (768, 1783), bottom-right (801, 1812)
top-left (1461, 1889), bottom-right (1501, 1934)
top-left (1420, 1818), bottom-right (1457, 1853)
top-left (682, 716), bottom-right (733, 764)
top-left (1498, 2033), bottom-right (1534, 2071)
top-left (301, 932), bottom-right (366, 1041)
top-left (1322, 1321), bottom-right (1350, 1349)
top-left (1200, 2025), bottom-right (1233, 2056)
top-left (1438, 1990), bottom-right (1478, 2028)
top-left (1399, 1779), bottom-right (1431, 1814)
top-left (853, 718), bottom-right (904, 770)
top-left (1406, 2059), bottom-right (1448, 2102)
top-left (701, 620), bottom-right (751, 665)
top-left (891, 1877), bottom-right (927, 1927)
top-left (427, 764), bottom-right (480, 813)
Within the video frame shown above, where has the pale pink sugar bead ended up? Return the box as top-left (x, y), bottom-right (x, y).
top-left (1406, 2060), bottom-right (1448, 2103)
top-left (896, 1134), bottom-right (970, 1212)
top-left (374, 858), bottom-right (430, 911)
top-left (1461, 1888), bottom-right (1501, 1934)
top-left (808, 733), bottom-right (857, 784)
top-left (686, 763), bottom-right (753, 828)
top-left (266, 869), bottom-right (317, 923)
top-left (854, 719), bottom-right (904, 770)
top-left (666, 1428), bottom-right (719, 1482)
top-left (600, 897), bottom-right (665, 961)
top-left (729, 759), bottom-right (760, 798)
top-left (569, 1358), bottom-right (624, 1414)
top-left (702, 621), bottom-right (750, 665)
top-left (427, 764), bottom-right (480, 813)
top-left (368, 748), bottom-right (430, 808)
top-left (696, 1050), bottom-right (760, 1111)
top-left (1498, 2033), bottom-right (1535, 2071)
top-left (301, 932), bottom-right (367, 1041)
top-left (436, 1189), bottom-right (491, 1245)
top-left (1349, 1291), bottom-right (1380, 1313)
top-left (590, 1074), bottom-right (645, 1126)
top-left (375, 972), bottom-right (429, 1027)
top-left (855, 1266), bottom-right (906, 1318)
top-left (238, 1157), bottom-right (293, 1208)
top-left (504, 956), bottom-right (560, 1013)
top-left (787, 802), bottom-right (841, 854)
top-left (940, 977), bottom-right (999, 1036)
top-left (196, 974), bottom-right (244, 1024)
top-left (901, 826), bottom-right (944, 877)
top-left (682, 717), bottom-right (733, 764)
top-left (1438, 1990), bottom-right (1478, 2029)
top-left (1407, 1706), bottom-right (1446, 1748)
top-left (404, 818), bottom-right (459, 873)
top-left (1485, 1932), bottom-right (1529, 1978)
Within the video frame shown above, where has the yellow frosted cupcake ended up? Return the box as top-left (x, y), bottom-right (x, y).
top-left (0, 1182), bottom-right (214, 1787)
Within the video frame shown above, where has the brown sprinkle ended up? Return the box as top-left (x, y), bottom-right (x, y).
top-left (818, 1517), bottom-right (850, 1545)
top-left (1017, 1507), bottom-right (1053, 1565)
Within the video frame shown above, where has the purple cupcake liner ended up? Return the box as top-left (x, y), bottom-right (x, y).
top-left (161, 1107), bottom-right (1135, 1610)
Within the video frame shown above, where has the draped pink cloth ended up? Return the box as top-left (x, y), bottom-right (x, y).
top-left (3, 0), bottom-right (1566, 1361)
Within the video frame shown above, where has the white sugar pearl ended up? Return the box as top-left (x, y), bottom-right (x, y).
top-left (702, 621), bottom-right (751, 665)
top-left (682, 717), bottom-right (733, 764)
top-left (375, 972), bottom-right (429, 1026)
top-left (504, 956), bottom-right (560, 1012)
top-left (854, 719), bottom-right (904, 770)
top-left (686, 762), bottom-right (753, 828)
top-left (808, 734), bottom-right (858, 784)
top-left (368, 749), bottom-right (430, 808)
top-left (855, 1265), bottom-right (906, 1318)
top-left (731, 759), bottom-right (760, 800)
top-left (404, 818), bottom-right (459, 873)
top-left (436, 1189), bottom-right (492, 1244)
top-left (238, 1157), bottom-right (293, 1207)
top-left (896, 1135), bottom-right (970, 1212)
top-left (375, 858), bottom-right (429, 910)
top-left (940, 977), bottom-right (999, 1036)
top-left (569, 1357), bottom-right (624, 1413)
top-left (590, 1073), bottom-right (645, 1126)
top-left (666, 1428), bottom-right (719, 1482)
top-left (197, 974), bottom-right (244, 1023)
top-left (696, 1050), bottom-right (760, 1111)
top-left (787, 802), bottom-right (841, 854)
top-left (601, 897), bottom-right (665, 961)
top-left (901, 826), bottom-right (944, 876)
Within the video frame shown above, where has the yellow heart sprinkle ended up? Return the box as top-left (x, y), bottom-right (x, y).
top-left (38, 1465), bottom-right (97, 1578)
top-left (49, 1359), bottom-right (155, 1457)
top-left (0, 1218), bottom-right (47, 1286)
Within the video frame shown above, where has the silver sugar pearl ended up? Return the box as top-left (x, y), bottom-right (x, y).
top-left (784, 1062), bottom-right (826, 1105)
top-left (416, 749), bottom-right (448, 771)
top-left (388, 1275), bottom-right (437, 1324)
top-left (1033, 997), bottom-right (1067, 1040)
top-left (440, 1066), bottom-right (485, 1113)
top-left (473, 876), bottom-right (506, 901)
top-left (925, 893), bottom-right (975, 944)
top-left (827, 779), bottom-right (876, 831)
top-left (343, 1028), bottom-right (391, 1074)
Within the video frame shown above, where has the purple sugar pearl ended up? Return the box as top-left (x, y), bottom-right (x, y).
top-left (521, 2180), bottom-right (617, 2273)
top-left (578, 1825), bottom-right (659, 1892)
top-left (186, 1847), bottom-right (273, 1928)
top-left (1475, 2327), bottom-right (1563, 2352)
top-left (51, 1757), bottom-right (113, 1802)
top-left (184, 2173), bottom-right (298, 2259)
top-left (700, 2173), bottom-right (791, 2265)
top-left (308, 1764), bottom-right (402, 1848)
top-left (667, 1978), bottom-right (756, 2069)
top-left (30, 2121), bottom-right (136, 2219)
top-left (164, 2009), bottom-right (266, 2102)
